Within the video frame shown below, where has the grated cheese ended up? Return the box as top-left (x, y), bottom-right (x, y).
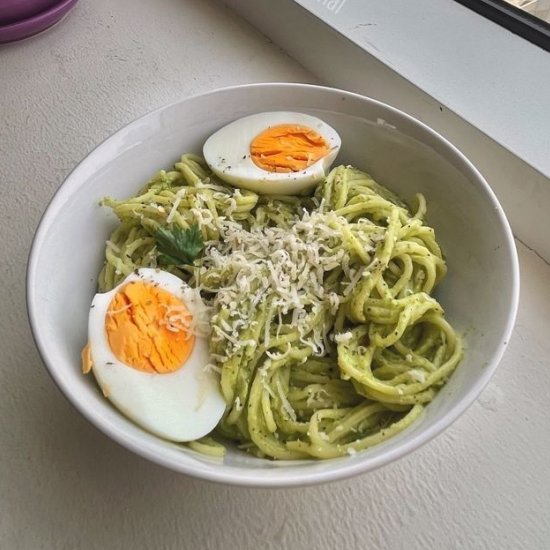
top-left (409, 368), bottom-right (427, 383)
top-left (334, 331), bottom-right (353, 344)
top-left (203, 363), bottom-right (222, 374)
top-left (198, 208), bottom-right (375, 367)
top-left (276, 379), bottom-right (297, 422)
top-left (166, 187), bottom-right (187, 224)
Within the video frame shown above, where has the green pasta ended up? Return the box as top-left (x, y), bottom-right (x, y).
top-left (98, 153), bottom-right (463, 460)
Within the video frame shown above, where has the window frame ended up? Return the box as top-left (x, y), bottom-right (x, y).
top-left (454, 0), bottom-right (550, 52)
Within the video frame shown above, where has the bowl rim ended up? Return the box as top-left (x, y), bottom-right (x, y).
top-left (26, 82), bottom-right (520, 487)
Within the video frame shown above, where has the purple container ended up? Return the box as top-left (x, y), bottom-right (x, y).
top-left (0, 0), bottom-right (79, 43)
top-left (0, 0), bottom-right (59, 25)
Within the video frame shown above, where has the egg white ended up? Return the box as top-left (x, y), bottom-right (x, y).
top-left (88, 268), bottom-right (225, 442)
top-left (203, 111), bottom-right (341, 195)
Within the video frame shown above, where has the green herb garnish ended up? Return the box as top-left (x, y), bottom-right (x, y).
top-left (154, 223), bottom-right (204, 266)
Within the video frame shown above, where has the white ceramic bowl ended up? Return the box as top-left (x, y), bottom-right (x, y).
top-left (27, 83), bottom-right (519, 487)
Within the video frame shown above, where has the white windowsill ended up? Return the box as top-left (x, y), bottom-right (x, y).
top-left (294, 0), bottom-right (550, 179)
top-left (223, 0), bottom-right (550, 263)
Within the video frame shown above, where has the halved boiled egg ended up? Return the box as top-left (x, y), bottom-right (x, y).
top-left (82, 268), bottom-right (225, 442)
top-left (203, 111), bottom-right (341, 194)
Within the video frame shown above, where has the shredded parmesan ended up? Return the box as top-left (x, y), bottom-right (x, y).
top-left (203, 363), bottom-right (222, 374)
top-left (166, 187), bottom-right (187, 224)
top-left (195, 204), bottom-right (377, 370)
top-left (409, 368), bottom-right (427, 383)
top-left (276, 379), bottom-right (297, 422)
top-left (234, 396), bottom-right (243, 411)
top-left (334, 331), bottom-right (353, 344)
top-left (265, 343), bottom-right (292, 361)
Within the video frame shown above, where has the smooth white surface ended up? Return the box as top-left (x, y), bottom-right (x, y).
top-left (27, 82), bottom-right (518, 486)
top-left (296, 0), bottom-right (550, 179)
top-left (224, 0), bottom-right (550, 264)
top-left (1, 0), bottom-right (549, 547)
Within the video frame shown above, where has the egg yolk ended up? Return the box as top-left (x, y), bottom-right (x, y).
top-left (250, 124), bottom-right (330, 173)
top-left (105, 281), bottom-right (195, 374)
